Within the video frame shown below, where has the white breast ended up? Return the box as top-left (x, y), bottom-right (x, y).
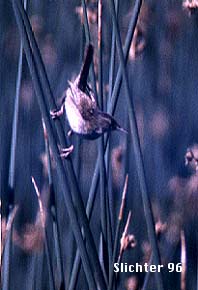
top-left (65, 91), bottom-right (87, 133)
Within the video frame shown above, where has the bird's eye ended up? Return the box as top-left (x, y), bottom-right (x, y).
top-left (89, 108), bottom-right (94, 114)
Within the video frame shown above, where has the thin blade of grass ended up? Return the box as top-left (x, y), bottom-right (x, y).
top-left (42, 120), bottom-right (66, 289)
top-left (108, 174), bottom-right (128, 290)
top-left (105, 0), bottom-right (119, 187)
top-left (141, 256), bottom-right (152, 290)
top-left (31, 177), bottom-right (56, 290)
top-left (85, 0), bottom-right (143, 226)
top-left (8, 0), bottom-right (27, 199)
top-left (108, 1), bottom-right (164, 290)
top-left (2, 227), bottom-right (13, 290)
top-left (108, 0), bottom-right (119, 102)
top-left (3, 0), bottom-right (27, 285)
top-left (97, 0), bottom-right (109, 273)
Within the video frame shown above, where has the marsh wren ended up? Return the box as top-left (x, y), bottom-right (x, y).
top-left (51, 44), bottom-right (126, 143)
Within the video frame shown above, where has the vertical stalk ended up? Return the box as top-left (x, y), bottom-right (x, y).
top-left (12, 2), bottom-right (104, 288)
top-left (108, 1), bottom-right (164, 289)
top-left (108, 175), bottom-right (128, 290)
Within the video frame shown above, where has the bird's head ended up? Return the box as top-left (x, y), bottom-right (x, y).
top-left (97, 111), bottom-right (127, 134)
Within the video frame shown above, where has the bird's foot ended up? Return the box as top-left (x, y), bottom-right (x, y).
top-left (67, 129), bottom-right (73, 137)
top-left (50, 106), bottom-right (64, 119)
top-left (60, 145), bottom-right (74, 158)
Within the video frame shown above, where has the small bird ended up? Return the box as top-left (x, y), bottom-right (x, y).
top-left (51, 44), bottom-right (126, 155)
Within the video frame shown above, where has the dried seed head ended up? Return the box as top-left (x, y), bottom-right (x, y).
top-left (30, 15), bottom-right (43, 35)
top-left (185, 144), bottom-right (198, 172)
top-left (111, 145), bottom-right (125, 187)
top-left (75, 6), bottom-right (97, 24)
top-left (130, 24), bottom-right (146, 60)
top-left (13, 223), bottom-right (44, 253)
top-left (125, 276), bottom-right (139, 290)
top-left (120, 234), bottom-right (137, 251)
top-left (155, 220), bottom-right (167, 237)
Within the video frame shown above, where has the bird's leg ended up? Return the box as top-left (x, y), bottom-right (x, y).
top-left (50, 104), bottom-right (64, 119)
top-left (67, 129), bottom-right (73, 137)
top-left (59, 144), bottom-right (74, 158)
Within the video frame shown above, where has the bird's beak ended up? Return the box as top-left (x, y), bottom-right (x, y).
top-left (117, 125), bottom-right (128, 134)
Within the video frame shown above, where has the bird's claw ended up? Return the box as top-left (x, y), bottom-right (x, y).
top-left (50, 106), bottom-right (64, 120)
top-left (67, 130), bottom-right (73, 137)
top-left (60, 145), bottom-right (74, 158)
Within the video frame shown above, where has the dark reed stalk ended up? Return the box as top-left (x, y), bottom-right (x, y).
top-left (141, 256), bottom-right (152, 290)
top-left (69, 4), bottom-right (142, 269)
top-left (108, 1), bottom-right (164, 290)
top-left (14, 1), bottom-right (104, 287)
top-left (108, 174), bottom-right (128, 290)
top-left (69, 2), bottom-right (143, 285)
top-left (106, 189), bottom-right (113, 272)
top-left (105, 0), bottom-right (119, 176)
top-left (98, 1), bottom-right (113, 270)
top-left (15, 7), bottom-right (105, 287)
top-left (8, 0), bottom-right (27, 196)
top-left (107, 0), bottom-right (142, 116)
top-left (12, 0), bottom-right (141, 288)
top-left (85, 0), bottom-right (143, 224)
top-left (68, 249), bottom-right (81, 290)
top-left (71, 4), bottom-right (144, 284)
top-left (106, 2), bottom-right (119, 272)
top-left (3, 0), bottom-right (26, 285)
top-left (28, 255), bottom-right (37, 290)
top-left (42, 120), bottom-right (66, 289)
top-left (98, 0), bottom-right (108, 270)
top-left (108, 0), bottom-right (119, 102)
top-left (83, 1), bottom-right (112, 266)
top-left (109, 0), bottom-right (163, 289)
top-left (51, 192), bottom-right (67, 290)
top-left (31, 177), bottom-right (56, 290)
top-left (12, 3), bottom-right (96, 289)
top-left (66, 21), bottom-right (85, 289)
top-left (42, 120), bottom-right (53, 185)
top-left (13, 2), bottom-right (106, 288)
top-left (34, 251), bottom-right (44, 290)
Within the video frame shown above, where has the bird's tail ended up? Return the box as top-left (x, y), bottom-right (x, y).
top-left (78, 44), bottom-right (94, 92)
